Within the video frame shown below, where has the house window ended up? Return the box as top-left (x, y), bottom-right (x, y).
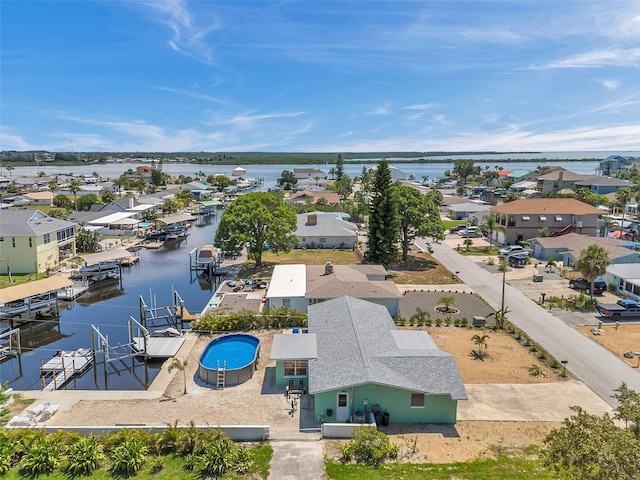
top-left (12, 237), bottom-right (16, 248)
top-left (555, 215), bottom-right (563, 222)
top-left (44, 233), bottom-right (51, 244)
top-left (338, 394), bottom-right (348, 407)
top-left (0, 237), bottom-right (4, 242)
top-left (522, 215), bottom-right (530, 221)
top-left (411, 393), bottom-right (424, 408)
top-left (319, 237), bottom-right (326, 243)
top-left (283, 360), bottom-right (308, 376)
top-left (508, 216), bottom-right (515, 226)
top-left (29, 238), bottom-right (33, 248)
top-left (301, 237), bottom-right (306, 242)
top-left (539, 215), bottom-right (547, 221)
top-left (282, 299), bottom-right (291, 307)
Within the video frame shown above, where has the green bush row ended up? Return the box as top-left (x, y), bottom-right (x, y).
top-left (191, 306), bottom-right (307, 332)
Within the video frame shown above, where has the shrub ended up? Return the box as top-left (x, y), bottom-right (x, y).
top-left (435, 318), bottom-right (442, 327)
top-left (19, 439), bottom-right (61, 476)
top-left (64, 436), bottom-right (104, 476)
top-left (231, 447), bottom-right (253, 474)
top-left (425, 318), bottom-right (433, 327)
top-left (341, 426), bottom-right (398, 466)
top-left (149, 455), bottom-right (164, 473)
top-left (460, 317), bottom-right (469, 328)
top-left (200, 439), bottom-right (233, 476)
top-left (109, 439), bottom-right (148, 475)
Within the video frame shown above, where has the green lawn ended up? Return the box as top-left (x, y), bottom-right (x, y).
top-left (0, 272), bottom-right (48, 289)
top-left (326, 456), bottom-right (566, 480)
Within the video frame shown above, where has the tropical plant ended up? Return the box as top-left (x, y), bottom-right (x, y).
top-left (109, 438), bottom-right (148, 475)
top-left (69, 178), bottom-right (81, 210)
top-left (480, 213), bottom-right (505, 249)
top-left (437, 296), bottom-right (457, 313)
top-left (19, 439), bottom-right (61, 476)
top-left (575, 244), bottom-right (611, 297)
top-left (168, 358), bottom-right (189, 395)
top-left (615, 187), bottom-right (633, 236)
top-left (471, 333), bottom-right (489, 359)
top-left (64, 436), bottom-right (104, 475)
top-left (200, 439), bottom-right (233, 476)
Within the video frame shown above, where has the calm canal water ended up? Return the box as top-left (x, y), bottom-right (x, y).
top-left (1, 216), bottom-right (221, 391)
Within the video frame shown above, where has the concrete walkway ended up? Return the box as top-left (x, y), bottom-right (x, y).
top-left (269, 440), bottom-right (326, 480)
top-left (422, 239), bottom-right (640, 407)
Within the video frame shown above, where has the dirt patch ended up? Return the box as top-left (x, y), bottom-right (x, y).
top-left (576, 324), bottom-right (640, 368)
top-left (425, 326), bottom-right (562, 384)
top-left (326, 420), bottom-right (561, 463)
top-left (399, 291), bottom-right (495, 322)
top-left (388, 253), bottom-right (460, 285)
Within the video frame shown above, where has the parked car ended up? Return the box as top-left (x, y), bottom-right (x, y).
top-left (245, 278), bottom-right (255, 286)
top-left (569, 277), bottom-right (607, 294)
top-left (508, 254), bottom-right (528, 268)
top-left (227, 280), bottom-right (237, 288)
top-left (497, 245), bottom-right (525, 259)
top-left (459, 227), bottom-right (480, 238)
top-left (449, 224), bottom-right (467, 233)
top-left (233, 284), bottom-right (245, 292)
top-left (596, 299), bottom-right (640, 320)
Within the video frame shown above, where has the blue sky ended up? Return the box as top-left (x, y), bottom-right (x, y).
top-left (1, 0), bottom-right (640, 153)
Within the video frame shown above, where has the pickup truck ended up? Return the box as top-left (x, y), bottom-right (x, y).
top-left (596, 299), bottom-right (640, 320)
top-left (569, 277), bottom-right (607, 294)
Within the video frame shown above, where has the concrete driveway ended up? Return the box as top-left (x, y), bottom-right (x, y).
top-left (459, 381), bottom-right (612, 421)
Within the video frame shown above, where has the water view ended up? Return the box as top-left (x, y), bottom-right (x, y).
top-left (1, 216), bottom-right (221, 391)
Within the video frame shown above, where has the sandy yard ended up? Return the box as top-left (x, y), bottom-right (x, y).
top-left (576, 324), bottom-right (640, 368)
top-left (40, 325), bottom-right (578, 463)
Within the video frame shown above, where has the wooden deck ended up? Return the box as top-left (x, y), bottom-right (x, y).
top-left (133, 336), bottom-right (185, 359)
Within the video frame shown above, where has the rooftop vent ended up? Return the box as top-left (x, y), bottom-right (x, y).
top-left (307, 213), bottom-right (317, 225)
top-left (325, 261), bottom-right (333, 275)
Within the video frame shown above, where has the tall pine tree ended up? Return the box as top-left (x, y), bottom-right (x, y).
top-left (335, 154), bottom-right (344, 181)
top-left (367, 160), bottom-right (399, 265)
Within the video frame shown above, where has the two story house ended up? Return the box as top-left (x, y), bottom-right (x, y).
top-left (490, 198), bottom-right (602, 245)
top-left (0, 210), bottom-right (76, 274)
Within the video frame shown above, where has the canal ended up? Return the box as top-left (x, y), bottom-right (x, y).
top-left (1, 214), bottom-right (221, 391)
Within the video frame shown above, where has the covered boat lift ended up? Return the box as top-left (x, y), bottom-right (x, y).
top-left (0, 276), bottom-right (72, 327)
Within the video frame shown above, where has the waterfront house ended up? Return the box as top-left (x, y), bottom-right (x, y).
top-left (295, 212), bottom-right (358, 249)
top-left (21, 191), bottom-right (54, 206)
top-left (265, 263), bottom-right (402, 316)
top-left (445, 202), bottom-right (491, 221)
top-left (294, 168), bottom-right (325, 180)
top-left (597, 155), bottom-right (637, 176)
top-left (286, 190), bottom-right (340, 206)
top-left (490, 198), bottom-right (602, 245)
top-left (0, 210), bottom-right (76, 274)
top-left (269, 296), bottom-right (466, 424)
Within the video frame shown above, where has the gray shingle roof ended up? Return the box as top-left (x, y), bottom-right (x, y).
top-left (296, 212), bottom-right (357, 238)
top-left (0, 209), bottom-right (75, 236)
top-left (307, 297), bottom-right (467, 400)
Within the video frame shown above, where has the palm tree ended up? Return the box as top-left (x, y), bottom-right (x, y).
top-left (69, 179), bottom-right (81, 210)
top-left (168, 358), bottom-right (189, 395)
top-left (6, 165), bottom-right (15, 177)
top-left (471, 334), bottom-right (489, 359)
top-left (328, 167), bottom-right (337, 180)
top-left (47, 177), bottom-right (59, 193)
top-left (480, 213), bottom-right (506, 249)
top-left (575, 244), bottom-right (610, 297)
top-left (437, 296), bottom-right (457, 313)
top-left (615, 187), bottom-right (633, 238)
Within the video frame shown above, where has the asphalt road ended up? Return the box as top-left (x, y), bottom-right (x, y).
top-left (418, 238), bottom-right (640, 407)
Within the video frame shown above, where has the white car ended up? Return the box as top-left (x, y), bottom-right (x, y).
top-left (497, 245), bottom-right (525, 259)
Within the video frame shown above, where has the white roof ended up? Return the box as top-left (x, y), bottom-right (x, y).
top-left (606, 264), bottom-right (640, 280)
top-left (127, 204), bottom-right (155, 212)
top-left (266, 264), bottom-right (307, 299)
top-left (88, 211), bottom-right (136, 225)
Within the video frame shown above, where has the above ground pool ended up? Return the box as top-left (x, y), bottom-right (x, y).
top-left (198, 334), bottom-right (261, 387)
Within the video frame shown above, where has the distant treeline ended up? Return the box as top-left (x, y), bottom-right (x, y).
top-left (0, 150), bottom-right (599, 167)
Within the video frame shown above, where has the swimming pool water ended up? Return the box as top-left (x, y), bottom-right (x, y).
top-left (200, 335), bottom-right (259, 370)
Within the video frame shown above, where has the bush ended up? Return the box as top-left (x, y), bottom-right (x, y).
top-left (435, 318), bottom-right (442, 327)
top-left (340, 426), bottom-right (398, 466)
top-left (19, 439), bottom-right (61, 476)
top-left (109, 439), bottom-right (147, 475)
top-left (64, 436), bottom-right (104, 476)
top-left (149, 455), bottom-right (164, 473)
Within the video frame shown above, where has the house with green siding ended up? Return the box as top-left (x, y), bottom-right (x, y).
top-left (270, 296), bottom-right (467, 425)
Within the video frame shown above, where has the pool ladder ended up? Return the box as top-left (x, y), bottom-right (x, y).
top-left (217, 360), bottom-right (226, 389)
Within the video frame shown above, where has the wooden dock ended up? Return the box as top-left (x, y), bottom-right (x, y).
top-left (133, 336), bottom-right (185, 360)
top-left (40, 349), bottom-right (93, 391)
top-left (145, 242), bottom-right (164, 249)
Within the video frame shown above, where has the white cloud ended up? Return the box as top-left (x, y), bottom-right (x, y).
top-left (530, 47), bottom-right (640, 69)
top-left (364, 103), bottom-right (391, 116)
top-left (403, 103), bottom-right (440, 110)
top-left (598, 79), bottom-right (619, 90)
